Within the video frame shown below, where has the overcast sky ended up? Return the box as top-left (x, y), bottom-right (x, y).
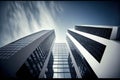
top-left (0, 1), bottom-right (120, 47)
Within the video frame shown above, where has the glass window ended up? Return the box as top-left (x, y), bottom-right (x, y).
top-left (64, 73), bottom-right (71, 78)
top-left (53, 73), bottom-right (57, 78)
top-left (54, 59), bottom-right (67, 61)
top-left (63, 69), bottom-right (70, 72)
top-left (53, 54), bottom-right (68, 56)
top-left (53, 56), bottom-right (59, 58)
top-left (53, 73), bottom-right (64, 78)
top-left (57, 73), bottom-right (64, 78)
top-left (53, 62), bottom-right (68, 65)
top-left (63, 65), bottom-right (69, 67)
top-left (54, 59), bottom-right (68, 62)
top-left (59, 55), bottom-right (68, 58)
top-left (53, 65), bottom-right (63, 68)
top-left (53, 65), bottom-right (57, 68)
top-left (51, 43), bottom-right (71, 78)
top-left (53, 69), bottom-right (59, 72)
top-left (53, 68), bottom-right (70, 72)
top-left (68, 30), bottom-right (106, 62)
top-left (53, 65), bottom-right (69, 68)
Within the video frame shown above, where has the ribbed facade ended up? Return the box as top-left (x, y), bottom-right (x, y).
top-left (46, 43), bottom-right (76, 78)
top-left (66, 25), bottom-right (120, 78)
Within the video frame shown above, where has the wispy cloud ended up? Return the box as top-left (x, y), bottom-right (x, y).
top-left (37, 1), bottom-right (57, 29)
top-left (0, 1), bottom-right (63, 47)
top-left (49, 1), bottom-right (63, 18)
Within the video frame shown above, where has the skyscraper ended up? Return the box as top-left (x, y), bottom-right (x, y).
top-left (0, 30), bottom-right (55, 79)
top-left (66, 25), bottom-right (120, 78)
top-left (0, 25), bottom-right (120, 79)
top-left (0, 29), bottom-right (76, 79)
top-left (46, 43), bottom-right (76, 78)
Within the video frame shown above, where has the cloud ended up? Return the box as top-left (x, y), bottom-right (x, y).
top-left (49, 1), bottom-right (63, 19)
top-left (0, 1), bottom-right (63, 47)
top-left (36, 1), bottom-right (57, 29)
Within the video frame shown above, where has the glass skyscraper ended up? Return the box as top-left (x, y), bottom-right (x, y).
top-left (66, 25), bottom-right (120, 78)
top-left (0, 29), bottom-right (76, 79)
top-left (0, 30), bottom-right (55, 79)
top-left (46, 43), bottom-right (76, 78)
top-left (0, 25), bottom-right (120, 79)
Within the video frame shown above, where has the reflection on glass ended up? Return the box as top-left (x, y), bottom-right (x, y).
top-left (53, 68), bottom-right (70, 72)
top-left (64, 73), bottom-right (71, 78)
top-left (53, 65), bottom-right (69, 68)
top-left (53, 73), bottom-right (71, 78)
top-left (52, 43), bottom-right (71, 78)
top-left (54, 59), bottom-right (68, 62)
top-left (53, 73), bottom-right (57, 78)
top-left (53, 62), bottom-right (68, 65)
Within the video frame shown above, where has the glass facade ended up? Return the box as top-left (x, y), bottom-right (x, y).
top-left (75, 26), bottom-right (112, 39)
top-left (16, 30), bottom-right (55, 79)
top-left (0, 30), bottom-right (55, 79)
top-left (68, 30), bottom-right (106, 62)
top-left (46, 43), bottom-right (76, 78)
top-left (68, 54), bottom-right (77, 78)
top-left (45, 53), bottom-right (54, 78)
top-left (52, 43), bottom-right (71, 78)
top-left (66, 36), bottom-right (97, 79)
top-left (0, 30), bottom-right (49, 60)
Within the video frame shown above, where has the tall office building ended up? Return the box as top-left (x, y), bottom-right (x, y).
top-left (0, 30), bottom-right (55, 79)
top-left (0, 25), bottom-right (120, 79)
top-left (66, 25), bottom-right (120, 78)
top-left (0, 29), bottom-right (76, 79)
top-left (45, 43), bottom-right (76, 78)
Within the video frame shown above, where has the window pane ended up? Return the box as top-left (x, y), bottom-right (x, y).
top-left (63, 65), bottom-right (69, 67)
top-left (54, 59), bottom-right (67, 61)
top-left (64, 73), bottom-right (71, 78)
top-left (53, 62), bottom-right (68, 65)
top-left (54, 59), bottom-right (68, 62)
top-left (53, 69), bottom-right (70, 72)
top-left (58, 73), bottom-right (64, 78)
top-left (53, 73), bottom-right (57, 78)
top-left (53, 73), bottom-right (64, 78)
top-left (53, 65), bottom-right (63, 68)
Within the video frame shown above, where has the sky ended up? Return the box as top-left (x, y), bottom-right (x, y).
top-left (0, 1), bottom-right (120, 47)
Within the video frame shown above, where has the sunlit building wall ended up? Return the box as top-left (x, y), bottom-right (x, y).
top-left (66, 25), bottom-right (120, 78)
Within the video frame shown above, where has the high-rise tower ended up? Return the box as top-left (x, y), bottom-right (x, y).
top-left (66, 25), bottom-right (120, 78)
top-left (0, 30), bottom-right (55, 79)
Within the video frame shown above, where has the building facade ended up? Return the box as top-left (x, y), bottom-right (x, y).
top-left (66, 25), bottom-right (120, 78)
top-left (46, 43), bottom-right (76, 78)
top-left (0, 25), bottom-right (120, 79)
top-left (0, 30), bottom-right (55, 79)
top-left (0, 29), bottom-right (76, 79)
